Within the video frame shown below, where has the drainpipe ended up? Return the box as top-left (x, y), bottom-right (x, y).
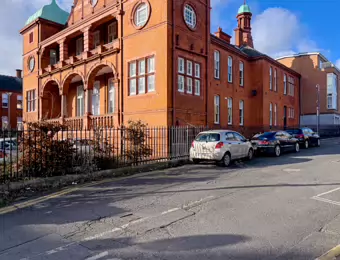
top-left (38, 22), bottom-right (41, 121)
top-left (119, 0), bottom-right (124, 125)
top-left (206, 2), bottom-right (211, 127)
top-left (172, 0), bottom-right (176, 125)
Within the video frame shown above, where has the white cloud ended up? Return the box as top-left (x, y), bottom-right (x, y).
top-left (335, 59), bottom-right (340, 70)
top-left (0, 0), bottom-right (69, 76)
top-left (251, 8), bottom-right (318, 57)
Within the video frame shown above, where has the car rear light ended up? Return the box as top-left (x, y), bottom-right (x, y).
top-left (215, 142), bottom-right (224, 149)
top-left (296, 134), bottom-right (304, 139)
top-left (191, 141), bottom-right (194, 148)
top-left (258, 141), bottom-right (270, 145)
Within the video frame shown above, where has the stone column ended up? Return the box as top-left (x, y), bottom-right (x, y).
top-left (58, 38), bottom-right (68, 62)
top-left (82, 26), bottom-right (92, 58)
top-left (61, 94), bottom-right (67, 118)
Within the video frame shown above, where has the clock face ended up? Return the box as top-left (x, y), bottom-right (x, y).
top-left (29, 57), bottom-right (35, 72)
top-left (92, 0), bottom-right (98, 7)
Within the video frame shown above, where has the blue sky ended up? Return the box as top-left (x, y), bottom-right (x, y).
top-left (211, 0), bottom-right (339, 65)
top-left (0, 0), bottom-right (339, 75)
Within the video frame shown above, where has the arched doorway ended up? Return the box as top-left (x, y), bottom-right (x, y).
top-left (41, 80), bottom-right (61, 120)
top-left (86, 63), bottom-right (116, 117)
top-left (62, 72), bottom-right (85, 118)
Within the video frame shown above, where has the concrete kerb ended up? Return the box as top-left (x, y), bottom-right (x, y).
top-left (315, 244), bottom-right (340, 260)
top-left (0, 159), bottom-right (189, 207)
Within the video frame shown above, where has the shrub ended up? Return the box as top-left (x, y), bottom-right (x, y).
top-left (122, 120), bottom-right (153, 165)
top-left (19, 121), bottom-right (76, 177)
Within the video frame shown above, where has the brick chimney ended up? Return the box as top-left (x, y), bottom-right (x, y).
top-left (16, 69), bottom-right (22, 78)
top-left (214, 27), bottom-right (231, 44)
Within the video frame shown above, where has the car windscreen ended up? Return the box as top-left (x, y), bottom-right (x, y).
top-left (252, 132), bottom-right (275, 140)
top-left (195, 133), bottom-right (220, 142)
top-left (286, 129), bottom-right (302, 134)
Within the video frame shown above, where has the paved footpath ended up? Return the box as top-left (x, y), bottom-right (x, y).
top-left (1, 138), bottom-right (340, 260)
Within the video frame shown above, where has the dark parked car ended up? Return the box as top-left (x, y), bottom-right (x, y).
top-left (286, 127), bottom-right (320, 148)
top-left (251, 131), bottom-right (300, 157)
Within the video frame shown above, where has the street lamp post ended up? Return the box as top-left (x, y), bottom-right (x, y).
top-left (316, 84), bottom-right (320, 134)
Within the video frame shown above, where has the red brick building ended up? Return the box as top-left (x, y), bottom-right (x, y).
top-left (20, 0), bottom-right (300, 129)
top-left (0, 70), bottom-right (23, 130)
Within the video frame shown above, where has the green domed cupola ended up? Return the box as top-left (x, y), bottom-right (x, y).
top-left (25, 0), bottom-right (69, 26)
top-left (238, 3), bottom-right (251, 14)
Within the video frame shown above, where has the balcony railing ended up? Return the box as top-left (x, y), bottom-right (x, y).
top-left (65, 116), bottom-right (84, 130)
top-left (90, 115), bottom-right (114, 129)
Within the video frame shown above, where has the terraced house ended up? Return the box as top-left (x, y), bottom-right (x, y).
top-left (20, 0), bottom-right (300, 129)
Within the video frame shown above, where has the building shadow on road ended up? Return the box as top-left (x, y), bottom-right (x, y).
top-left (80, 234), bottom-right (316, 260)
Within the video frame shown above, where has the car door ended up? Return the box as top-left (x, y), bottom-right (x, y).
top-left (307, 128), bottom-right (318, 145)
top-left (225, 132), bottom-right (240, 159)
top-left (233, 132), bottom-right (249, 157)
top-left (275, 131), bottom-right (288, 151)
top-left (283, 131), bottom-right (296, 151)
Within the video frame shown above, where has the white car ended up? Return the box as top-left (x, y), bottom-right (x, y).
top-left (189, 130), bottom-right (254, 167)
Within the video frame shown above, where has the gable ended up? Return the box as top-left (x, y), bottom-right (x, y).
top-left (67, 0), bottom-right (116, 26)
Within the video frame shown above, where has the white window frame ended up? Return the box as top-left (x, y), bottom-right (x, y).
top-left (108, 23), bottom-right (116, 43)
top-left (138, 77), bottom-right (146, 94)
top-left (274, 104), bottom-right (277, 126)
top-left (195, 63), bottom-right (200, 78)
top-left (187, 77), bottom-right (193, 94)
top-left (228, 98), bottom-right (233, 125)
top-left (239, 100), bottom-right (244, 126)
top-left (26, 89), bottom-right (36, 112)
top-left (184, 4), bottom-right (196, 29)
top-left (214, 51), bottom-right (220, 79)
top-left (269, 103), bottom-right (273, 126)
top-left (92, 81), bottom-right (100, 116)
top-left (108, 78), bottom-right (115, 113)
top-left (17, 95), bottom-right (23, 109)
top-left (17, 117), bottom-right (23, 130)
top-left (178, 58), bottom-right (185, 73)
top-left (76, 37), bottom-right (83, 56)
top-left (228, 56), bottom-right (233, 83)
top-left (2, 116), bottom-right (8, 130)
top-left (77, 85), bottom-right (85, 117)
top-left (269, 67), bottom-right (272, 90)
top-left (50, 49), bottom-right (57, 65)
top-left (187, 60), bottom-right (193, 76)
top-left (93, 30), bottom-right (100, 48)
top-left (214, 95), bottom-right (220, 124)
top-left (274, 68), bottom-right (277, 91)
top-left (194, 79), bottom-right (200, 96)
top-left (135, 3), bottom-right (148, 27)
top-left (2, 93), bottom-right (8, 108)
top-left (178, 75), bottom-right (185, 92)
top-left (239, 61), bottom-right (244, 86)
top-left (284, 74), bottom-right (287, 95)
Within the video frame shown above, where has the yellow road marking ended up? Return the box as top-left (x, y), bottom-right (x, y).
top-left (316, 244), bottom-right (340, 260)
top-left (0, 170), bottom-right (162, 215)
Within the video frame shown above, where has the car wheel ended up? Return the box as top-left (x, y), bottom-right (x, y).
top-left (295, 143), bottom-right (300, 153)
top-left (274, 145), bottom-right (281, 157)
top-left (222, 152), bottom-right (231, 167)
top-left (317, 139), bottom-right (321, 147)
top-left (192, 159), bottom-right (201, 164)
top-left (247, 148), bottom-right (254, 161)
top-left (304, 140), bottom-right (309, 149)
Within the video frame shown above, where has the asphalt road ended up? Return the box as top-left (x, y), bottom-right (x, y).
top-left (1, 138), bottom-right (340, 260)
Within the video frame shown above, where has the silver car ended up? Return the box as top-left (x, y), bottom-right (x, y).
top-left (189, 130), bottom-right (254, 167)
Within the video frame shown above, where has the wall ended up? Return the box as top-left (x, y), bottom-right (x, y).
top-left (301, 113), bottom-right (340, 126)
top-left (278, 54), bottom-right (340, 117)
top-left (122, 0), bottom-right (170, 126)
top-left (0, 91), bottom-right (23, 129)
top-left (172, 0), bottom-right (209, 126)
